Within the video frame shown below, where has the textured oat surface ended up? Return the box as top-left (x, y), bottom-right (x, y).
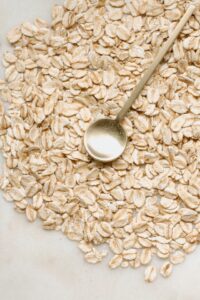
top-left (0, 0), bottom-right (200, 298)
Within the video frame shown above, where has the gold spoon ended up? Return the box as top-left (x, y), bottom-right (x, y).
top-left (84, 4), bottom-right (196, 162)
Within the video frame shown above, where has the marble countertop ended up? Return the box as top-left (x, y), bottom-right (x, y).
top-left (0, 1), bottom-right (200, 299)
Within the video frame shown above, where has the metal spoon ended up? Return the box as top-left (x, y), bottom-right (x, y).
top-left (84, 4), bottom-right (196, 162)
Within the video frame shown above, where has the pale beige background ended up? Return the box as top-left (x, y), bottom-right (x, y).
top-left (0, 1), bottom-right (200, 299)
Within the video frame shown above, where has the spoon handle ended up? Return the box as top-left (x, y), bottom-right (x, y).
top-left (116, 4), bottom-right (196, 121)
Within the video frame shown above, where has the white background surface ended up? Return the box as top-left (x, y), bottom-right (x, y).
top-left (0, 1), bottom-right (200, 299)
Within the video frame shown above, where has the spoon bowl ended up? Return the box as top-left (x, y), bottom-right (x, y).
top-left (84, 118), bottom-right (127, 162)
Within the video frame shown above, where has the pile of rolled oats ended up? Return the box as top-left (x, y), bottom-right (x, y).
top-left (0, 0), bottom-right (200, 282)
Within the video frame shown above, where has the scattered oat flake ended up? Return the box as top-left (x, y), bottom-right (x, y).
top-left (170, 251), bottom-right (185, 265)
top-left (109, 255), bottom-right (123, 269)
top-left (160, 262), bottom-right (173, 278)
top-left (116, 25), bottom-right (130, 41)
top-left (26, 205), bottom-right (37, 222)
top-left (64, 0), bottom-right (77, 10)
top-left (7, 26), bottom-right (21, 43)
top-left (144, 265), bottom-right (157, 283)
top-left (103, 69), bottom-right (115, 87)
top-left (129, 45), bottom-right (145, 58)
